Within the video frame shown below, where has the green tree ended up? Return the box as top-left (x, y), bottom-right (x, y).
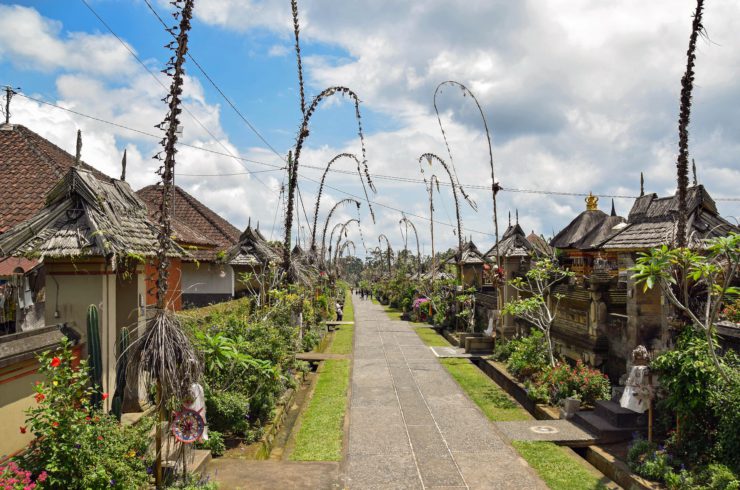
top-left (501, 257), bottom-right (573, 366)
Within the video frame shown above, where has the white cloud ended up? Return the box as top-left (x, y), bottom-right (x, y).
top-left (8, 1), bottom-right (740, 256)
top-left (268, 44), bottom-right (290, 57)
top-left (0, 4), bottom-right (138, 77)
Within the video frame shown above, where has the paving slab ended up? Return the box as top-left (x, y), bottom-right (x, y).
top-left (495, 419), bottom-right (597, 446)
top-left (347, 297), bottom-right (548, 489)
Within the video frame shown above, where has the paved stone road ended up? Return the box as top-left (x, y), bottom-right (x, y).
top-left (346, 295), bottom-right (548, 489)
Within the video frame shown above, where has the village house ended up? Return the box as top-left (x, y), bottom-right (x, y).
top-left (226, 221), bottom-right (281, 299)
top-left (0, 159), bottom-right (180, 457)
top-left (547, 187), bottom-right (738, 381)
top-left (137, 185), bottom-right (241, 308)
top-left (481, 215), bottom-right (552, 337)
top-left (0, 123), bottom-right (116, 457)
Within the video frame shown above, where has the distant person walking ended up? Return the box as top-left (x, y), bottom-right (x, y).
top-left (336, 301), bottom-right (343, 321)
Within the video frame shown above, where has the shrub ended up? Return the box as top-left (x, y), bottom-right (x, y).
top-left (524, 380), bottom-right (550, 404)
top-left (506, 331), bottom-right (549, 380)
top-left (491, 338), bottom-right (515, 362)
top-left (205, 390), bottom-right (250, 435)
top-left (19, 337), bottom-right (151, 489)
top-left (628, 438), bottom-right (672, 481)
top-left (541, 361), bottom-right (611, 406)
top-left (196, 430), bottom-right (226, 457)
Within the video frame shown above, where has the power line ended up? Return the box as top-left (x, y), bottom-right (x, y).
top-left (16, 90), bottom-right (739, 204)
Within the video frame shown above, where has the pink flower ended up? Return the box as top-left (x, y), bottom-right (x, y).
top-left (102, 392), bottom-right (109, 401)
top-left (37, 472), bottom-right (47, 483)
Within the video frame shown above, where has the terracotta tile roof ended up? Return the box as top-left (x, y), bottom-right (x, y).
top-left (137, 185), bottom-right (241, 262)
top-left (0, 124), bottom-right (110, 233)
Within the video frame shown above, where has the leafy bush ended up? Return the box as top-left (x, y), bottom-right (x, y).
top-left (195, 430), bottom-right (225, 457)
top-left (18, 337), bottom-right (152, 489)
top-left (722, 298), bottom-right (740, 323)
top-left (506, 331), bottom-right (549, 380)
top-left (492, 338), bottom-right (515, 362)
top-left (205, 390), bottom-right (250, 435)
top-left (524, 380), bottom-right (550, 404)
top-left (628, 439), bottom-right (672, 481)
top-left (540, 361), bottom-right (611, 406)
top-left (652, 329), bottom-right (740, 471)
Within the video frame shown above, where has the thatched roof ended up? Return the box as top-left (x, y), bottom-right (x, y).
top-left (446, 240), bottom-right (488, 265)
top-left (0, 167), bottom-right (178, 261)
top-left (601, 185), bottom-right (737, 250)
top-left (227, 223), bottom-right (280, 266)
top-left (485, 223), bottom-right (533, 259)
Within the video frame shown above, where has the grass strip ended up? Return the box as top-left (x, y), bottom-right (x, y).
top-left (441, 358), bottom-right (530, 422)
top-left (290, 359), bottom-right (350, 461)
top-left (414, 326), bottom-right (452, 347)
top-left (513, 441), bottom-right (610, 490)
top-left (328, 291), bottom-right (354, 355)
top-left (412, 326), bottom-right (609, 489)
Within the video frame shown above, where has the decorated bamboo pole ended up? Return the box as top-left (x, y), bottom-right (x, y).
top-left (320, 199), bottom-right (360, 267)
top-left (378, 234), bottom-right (392, 275)
top-left (311, 153), bottom-right (375, 254)
top-left (427, 175), bottom-right (440, 282)
top-left (674, 0), bottom-right (704, 248)
top-left (418, 153), bottom-right (474, 283)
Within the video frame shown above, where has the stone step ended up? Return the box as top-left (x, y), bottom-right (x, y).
top-left (594, 400), bottom-right (648, 428)
top-left (571, 411), bottom-right (645, 444)
top-left (464, 336), bottom-right (494, 354)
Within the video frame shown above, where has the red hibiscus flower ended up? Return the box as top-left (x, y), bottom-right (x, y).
top-left (34, 393), bottom-right (45, 403)
top-left (97, 436), bottom-right (104, 441)
top-left (50, 357), bottom-right (61, 368)
top-left (19, 426), bottom-right (27, 434)
top-left (102, 392), bottom-right (109, 400)
top-left (52, 421), bottom-right (59, 428)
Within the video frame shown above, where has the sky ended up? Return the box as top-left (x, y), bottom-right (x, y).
top-left (1, 0), bottom-right (738, 257)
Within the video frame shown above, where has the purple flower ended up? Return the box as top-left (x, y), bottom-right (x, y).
top-left (146, 467), bottom-right (153, 475)
top-left (110, 479), bottom-right (116, 486)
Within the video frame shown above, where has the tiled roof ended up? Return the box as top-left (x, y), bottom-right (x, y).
top-left (137, 185), bottom-right (241, 262)
top-left (600, 186), bottom-right (738, 250)
top-left (0, 124), bottom-right (110, 233)
top-left (527, 232), bottom-right (553, 256)
top-left (0, 167), bottom-right (178, 259)
top-left (446, 240), bottom-right (488, 265)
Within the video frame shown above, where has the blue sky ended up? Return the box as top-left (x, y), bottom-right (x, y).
top-left (1, 0), bottom-right (738, 256)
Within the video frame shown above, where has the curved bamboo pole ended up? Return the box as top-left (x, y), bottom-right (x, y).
top-left (378, 234), bottom-right (393, 275)
top-left (399, 215), bottom-right (421, 274)
top-left (310, 152), bottom-right (376, 252)
top-left (433, 80), bottom-right (501, 267)
top-left (320, 198), bottom-right (360, 265)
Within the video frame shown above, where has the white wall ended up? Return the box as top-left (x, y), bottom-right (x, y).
top-left (181, 262), bottom-right (234, 296)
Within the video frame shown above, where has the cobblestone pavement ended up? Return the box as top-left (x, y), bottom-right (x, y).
top-left (346, 295), bottom-right (548, 489)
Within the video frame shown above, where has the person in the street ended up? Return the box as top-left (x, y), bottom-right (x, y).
top-left (336, 301), bottom-right (343, 321)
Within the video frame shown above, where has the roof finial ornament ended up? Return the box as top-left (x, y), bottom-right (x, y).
top-left (640, 172), bottom-right (645, 197)
top-left (508, 211), bottom-right (511, 227)
top-left (585, 192), bottom-right (598, 211)
top-left (74, 130), bottom-right (82, 167)
top-left (692, 158), bottom-right (698, 186)
top-left (610, 199), bottom-right (616, 217)
top-left (120, 149), bottom-right (127, 181)
top-left (516, 209), bottom-right (519, 225)
top-left (247, 217), bottom-right (251, 229)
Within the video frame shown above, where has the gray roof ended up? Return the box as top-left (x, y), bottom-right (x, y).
top-left (447, 240), bottom-right (488, 265)
top-left (485, 224), bottom-right (533, 259)
top-left (0, 167), bottom-right (178, 260)
top-left (551, 209), bottom-right (612, 250)
top-left (601, 185), bottom-right (737, 250)
top-left (227, 224), bottom-right (280, 266)
top-left (527, 232), bottom-right (553, 256)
